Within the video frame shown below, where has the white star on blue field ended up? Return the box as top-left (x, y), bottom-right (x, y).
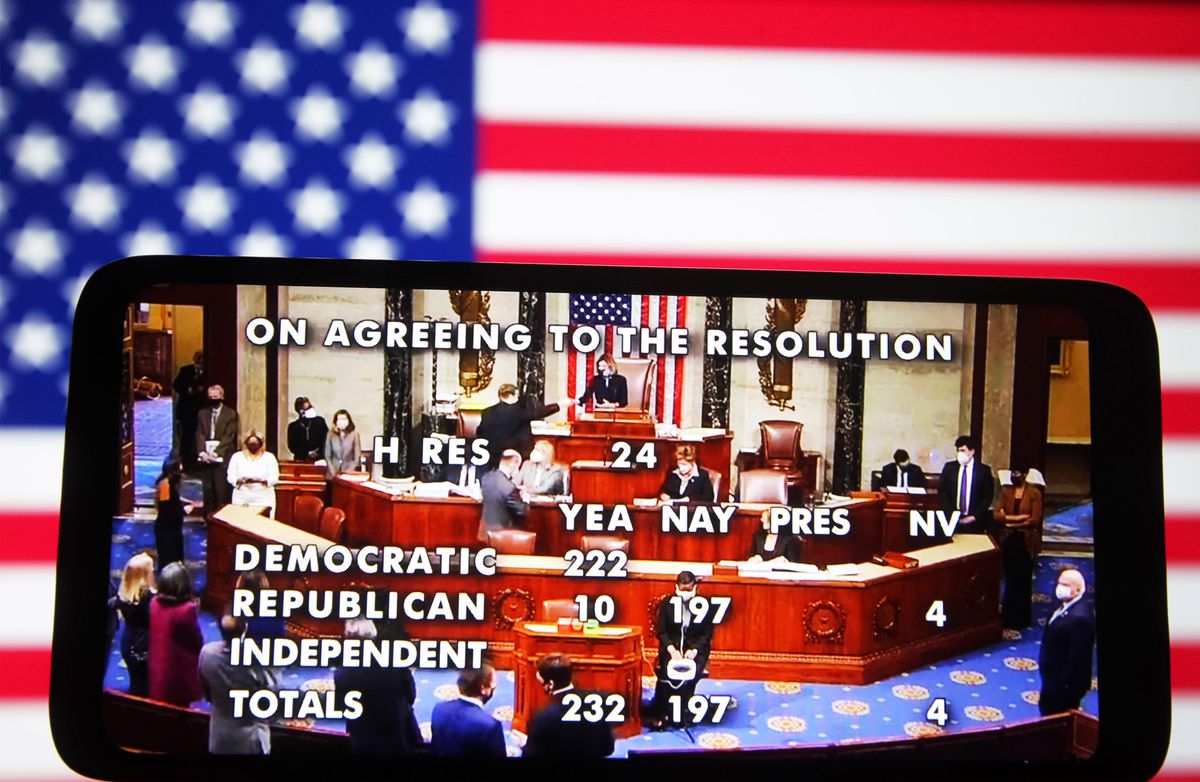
top-left (1, 0), bottom-right (476, 425)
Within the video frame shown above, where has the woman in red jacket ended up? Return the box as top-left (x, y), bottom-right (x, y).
top-left (148, 562), bottom-right (204, 706)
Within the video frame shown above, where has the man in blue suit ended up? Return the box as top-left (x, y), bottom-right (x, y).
top-left (431, 665), bottom-right (507, 757)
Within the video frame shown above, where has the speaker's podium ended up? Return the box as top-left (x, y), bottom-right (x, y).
top-left (571, 409), bottom-right (657, 439)
top-left (512, 621), bottom-right (645, 739)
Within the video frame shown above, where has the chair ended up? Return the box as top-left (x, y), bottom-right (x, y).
top-left (581, 535), bottom-right (630, 554)
top-left (758, 420), bottom-right (804, 471)
top-left (617, 357), bottom-right (657, 416)
top-left (292, 494), bottom-right (324, 535)
top-left (541, 599), bottom-right (579, 621)
top-left (487, 529), bottom-right (537, 555)
top-left (738, 469), bottom-right (789, 504)
top-left (704, 467), bottom-right (722, 503)
top-left (318, 506), bottom-right (346, 543)
top-left (456, 409), bottom-right (482, 439)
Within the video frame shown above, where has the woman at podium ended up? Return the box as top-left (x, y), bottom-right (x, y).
top-left (659, 445), bottom-right (715, 503)
top-left (576, 353), bottom-right (628, 409)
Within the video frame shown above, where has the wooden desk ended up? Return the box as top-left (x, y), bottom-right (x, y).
top-left (568, 460), bottom-right (663, 505)
top-left (207, 505), bottom-right (1002, 685)
top-left (534, 427), bottom-right (734, 503)
top-left (880, 488), bottom-right (944, 553)
top-left (333, 478), bottom-right (891, 566)
top-left (512, 622), bottom-right (643, 738)
top-left (275, 461), bottom-right (327, 526)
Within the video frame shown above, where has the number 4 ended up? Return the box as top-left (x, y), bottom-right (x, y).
top-left (635, 442), bottom-right (658, 469)
top-left (926, 697), bottom-right (949, 726)
top-left (925, 600), bottom-right (947, 628)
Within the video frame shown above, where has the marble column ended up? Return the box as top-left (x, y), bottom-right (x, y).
top-left (517, 291), bottom-right (547, 404)
top-left (702, 297), bottom-right (732, 429)
top-left (383, 288), bottom-right (414, 478)
top-left (982, 304), bottom-right (1018, 469)
top-left (832, 300), bottom-right (867, 494)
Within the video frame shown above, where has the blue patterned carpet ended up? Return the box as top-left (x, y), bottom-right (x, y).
top-left (134, 397), bottom-right (204, 507)
top-left (1042, 502), bottom-right (1094, 547)
top-left (105, 512), bottom-right (1098, 756)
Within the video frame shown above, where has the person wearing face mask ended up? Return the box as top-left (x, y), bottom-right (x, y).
top-left (226, 430), bottom-right (280, 517)
top-left (334, 618), bottom-right (424, 755)
top-left (1038, 567), bottom-right (1095, 715)
top-left (658, 444), bottom-right (715, 503)
top-left (876, 448), bottom-right (927, 490)
top-left (646, 571), bottom-right (714, 729)
top-left (523, 654), bottom-right (615, 758)
top-left (572, 353), bottom-right (628, 410)
top-left (430, 664), bottom-right (506, 757)
top-left (516, 439), bottom-right (567, 497)
top-left (478, 450), bottom-right (529, 539)
top-left (172, 351), bottom-right (206, 469)
top-left (996, 467), bottom-right (1047, 628)
top-left (286, 396), bottom-right (328, 461)
top-left (937, 435), bottom-right (995, 535)
top-left (748, 508), bottom-right (804, 563)
top-left (194, 384), bottom-right (239, 516)
top-left (153, 457), bottom-right (193, 568)
top-left (324, 409), bottom-right (363, 478)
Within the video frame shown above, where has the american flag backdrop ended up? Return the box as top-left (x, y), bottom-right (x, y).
top-left (567, 293), bottom-right (687, 426)
top-left (1, 0), bottom-right (1199, 778)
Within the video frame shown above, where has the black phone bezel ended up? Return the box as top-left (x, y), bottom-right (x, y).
top-left (50, 255), bottom-right (1170, 781)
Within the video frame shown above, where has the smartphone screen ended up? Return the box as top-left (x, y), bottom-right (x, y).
top-left (102, 280), bottom-right (1099, 761)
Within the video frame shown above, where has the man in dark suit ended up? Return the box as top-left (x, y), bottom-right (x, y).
top-left (172, 351), bottom-right (206, 469)
top-left (431, 665), bottom-right (506, 757)
top-left (445, 461), bottom-right (482, 497)
top-left (476, 384), bottom-right (560, 465)
top-left (335, 618), bottom-right (422, 754)
top-left (939, 435), bottom-right (995, 535)
top-left (286, 396), bottom-right (328, 461)
top-left (478, 450), bottom-right (528, 538)
top-left (876, 449), bottom-right (927, 490)
top-left (1038, 567), bottom-right (1096, 715)
top-left (194, 384), bottom-right (239, 516)
top-left (647, 571), bottom-right (715, 728)
top-left (523, 654), bottom-right (614, 758)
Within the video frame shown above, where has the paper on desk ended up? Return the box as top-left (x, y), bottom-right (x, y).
top-left (678, 427), bottom-right (726, 441)
top-left (886, 485), bottom-right (928, 495)
top-left (771, 561), bottom-right (821, 574)
top-left (414, 482), bottom-right (453, 499)
top-left (826, 563), bottom-right (860, 576)
top-left (633, 498), bottom-right (659, 508)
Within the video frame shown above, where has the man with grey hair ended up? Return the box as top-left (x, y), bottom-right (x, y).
top-left (199, 614), bottom-right (276, 754)
top-left (1037, 567), bottom-right (1096, 715)
top-left (194, 383), bottom-right (239, 515)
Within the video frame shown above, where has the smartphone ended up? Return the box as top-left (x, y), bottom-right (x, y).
top-left (50, 256), bottom-right (1169, 780)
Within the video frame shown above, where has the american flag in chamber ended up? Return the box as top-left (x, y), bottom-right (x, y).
top-left (1, 0), bottom-right (1200, 778)
top-left (566, 293), bottom-right (687, 426)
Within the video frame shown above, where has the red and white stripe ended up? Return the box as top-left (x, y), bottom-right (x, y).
top-left (474, 0), bottom-right (1200, 777)
top-left (565, 295), bottom-right (687, 426)
top-left (6, 1), bottom-right (1200, 777)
